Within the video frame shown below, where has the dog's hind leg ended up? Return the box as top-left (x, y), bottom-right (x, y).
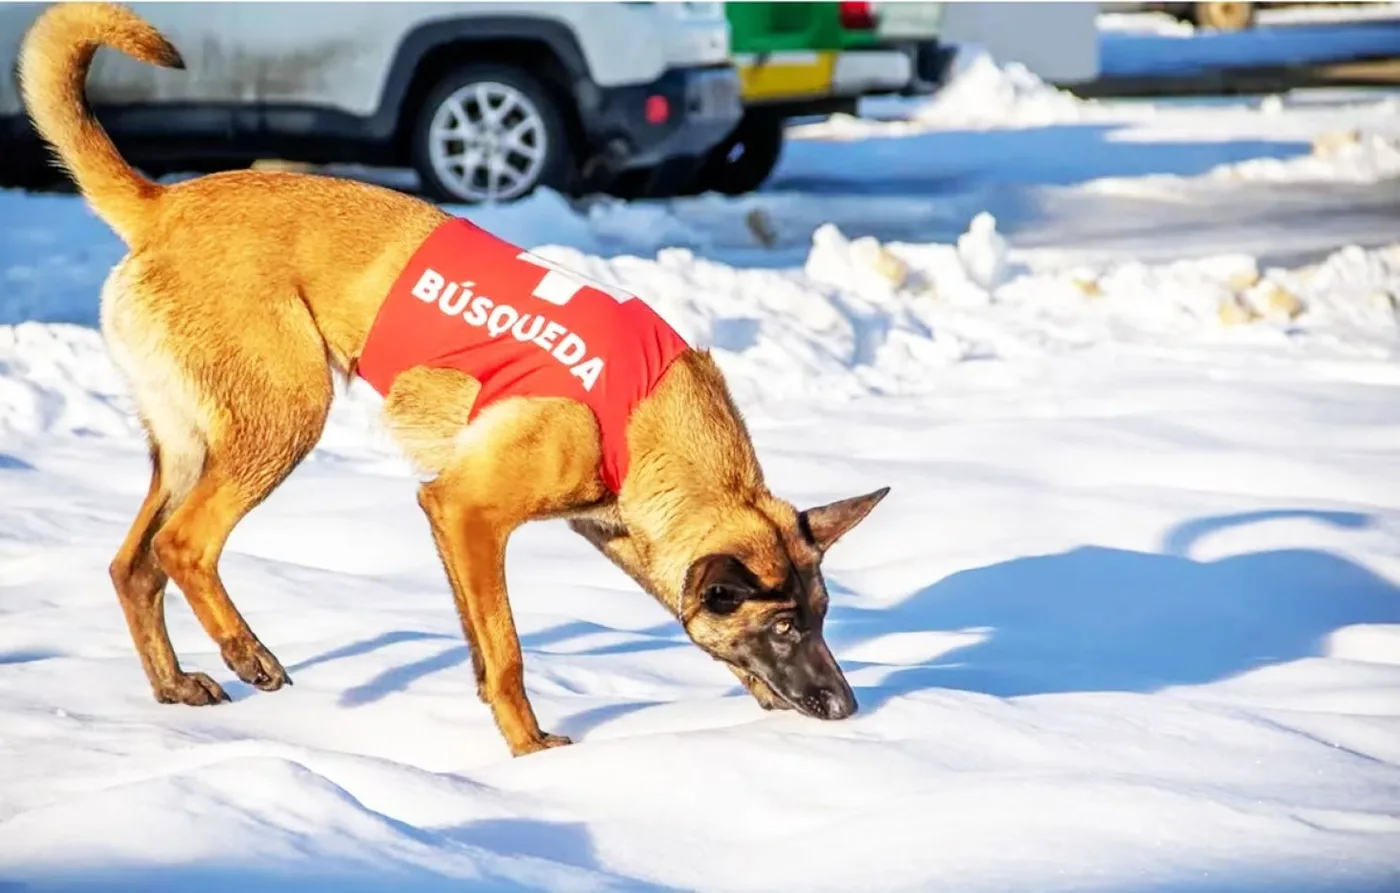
top-left (109, 435), bottom-right (228, 704)
top-left (102, 261), bottom-right (227, 704)
top-left (153, 454), bottom-right (310, 695)
top-left (102, 257), bottom-right (331, 703)
top-left (149, 344), bottom-right (331, 696)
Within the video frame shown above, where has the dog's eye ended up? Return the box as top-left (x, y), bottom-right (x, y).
top-left (772, 618), bottom-right (794, 636)
top-left (704, 583), bottom-right (747, 615)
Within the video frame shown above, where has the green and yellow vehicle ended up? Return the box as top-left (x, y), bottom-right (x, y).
top-left (613, 1), bottom-right (951, 198)
top-left (698, 1), bottom-right (951, 194)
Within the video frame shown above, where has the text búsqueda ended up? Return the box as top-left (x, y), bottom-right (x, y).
top-left (409, 267), bottom-right (606, 391)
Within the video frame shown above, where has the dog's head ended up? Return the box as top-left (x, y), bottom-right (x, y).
top-left (675, 487), bottom-right (888, 720)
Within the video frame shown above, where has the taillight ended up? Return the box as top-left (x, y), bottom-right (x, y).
top-left (645, 94), bottom-right (670, 125)
top-left (839, 1), bottom-right (877, 30)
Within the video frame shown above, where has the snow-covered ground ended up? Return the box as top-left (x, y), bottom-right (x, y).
top-left (2, 51), bottom-right (1399, 892)
top-left (1100, 2), bottom-right (1400, 34)
top-left (1097, 2), bottom-right (1400, 80)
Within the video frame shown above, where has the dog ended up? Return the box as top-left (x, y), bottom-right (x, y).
top-left (18, 2), bottom-right (890, 757)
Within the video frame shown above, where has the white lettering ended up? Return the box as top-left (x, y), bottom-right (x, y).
top-left (534, 320), bottom-right (566, 351)
top-left (553, 332), bottom-right (587, 365)
top-left (438, 281), bottom-right (471, 316)
top-left (570, 356), bottom-right (604, 391)
top-left (486, 304), bottom-right (519, 338)
top-left (407, 265), bottom-right (611, 392)
top-left (411, 268), bottom-right (444, 302)
top-left (511, 313), bottom-right (544, 342)
top-left (463, 295), bottom-right (492, 327)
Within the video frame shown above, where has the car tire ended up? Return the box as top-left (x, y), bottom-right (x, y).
top-left (1191, 1), bottom-right (1255, 31)
top-left (689, 111), bottom-right (785, 196)
top-left (410, 63), bottom-right (573, 204)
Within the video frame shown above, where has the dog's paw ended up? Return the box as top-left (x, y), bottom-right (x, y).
top-left (221, 638), bottom-right (290, 692)
top-left (512, 732), bottom-right (573, 757)
top-left (154, 671), bottom-right (230, 706)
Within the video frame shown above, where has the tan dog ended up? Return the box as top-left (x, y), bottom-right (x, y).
top-left (18, 2), bottom-right (889, 757)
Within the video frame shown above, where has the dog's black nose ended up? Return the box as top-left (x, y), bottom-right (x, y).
top-left (819, 686), bottom-right (857, 720)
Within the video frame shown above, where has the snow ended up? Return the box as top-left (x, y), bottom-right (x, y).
top-left (1098, 6), bottom-right (1400, 78)
top-left (1097, 2), bottom-right (1400, 33)
top-left (855, 49), bottom-right (1098, 130)
top-left (3, 46), bottom-right (1400, 893)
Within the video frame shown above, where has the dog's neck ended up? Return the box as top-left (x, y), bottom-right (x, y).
top-left (619, 350), bottom-right (768, 599)
top-left (628, 348), bottom-right (765, 497)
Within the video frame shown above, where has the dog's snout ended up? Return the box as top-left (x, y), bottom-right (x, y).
top-left (822, 686), bottom-right (857, 720)
top-left (800, 685), bottom-right (857, 720)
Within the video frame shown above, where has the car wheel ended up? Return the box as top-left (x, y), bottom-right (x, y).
top-left (690, 112), bottom-right (785, 197)
top-left (410, 63), bottom-right (572, 204)
top-left (1192, 1), bottom-right (1255, 31)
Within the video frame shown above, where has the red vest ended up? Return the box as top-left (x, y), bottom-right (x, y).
top-left (358, 217), bottom-right (690, 493)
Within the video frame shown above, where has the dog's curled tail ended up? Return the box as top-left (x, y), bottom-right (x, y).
top-left (18, 2), bottom-right (184, 244)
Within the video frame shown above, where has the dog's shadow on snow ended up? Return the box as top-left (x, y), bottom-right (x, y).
top-left (831, 508), bottom-right (1400, 711)
top-left (290, 624), bottom-right (680, 711)
top-left (293, 508), bottom-right (1399, 728)
top-left (0, 453), bottom-right (34, 471)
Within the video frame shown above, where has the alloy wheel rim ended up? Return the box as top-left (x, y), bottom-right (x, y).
top-left (428, 81), bottom-right (548, 202)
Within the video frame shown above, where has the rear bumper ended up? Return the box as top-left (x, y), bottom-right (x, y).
top-left (735, 46), bottom-right (925, 117)
top-left (578, 64), bottom-right (743, 176)
top-left (830, 49), bottom-right (914, 96)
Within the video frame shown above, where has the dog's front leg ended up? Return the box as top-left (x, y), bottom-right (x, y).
top-left (418, 481), bottom-right (571, 757)
top-left (383, 371), bottom-right (605, 757)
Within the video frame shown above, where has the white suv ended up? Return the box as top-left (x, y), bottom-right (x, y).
top-left (0, 1), bottom-right (743, 202)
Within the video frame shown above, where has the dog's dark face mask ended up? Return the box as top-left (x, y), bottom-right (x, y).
top-left (680, 488), bottom-right (888, 720)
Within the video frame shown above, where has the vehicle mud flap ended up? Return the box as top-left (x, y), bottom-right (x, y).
top-left (578, 137), bottom-right (633, 194)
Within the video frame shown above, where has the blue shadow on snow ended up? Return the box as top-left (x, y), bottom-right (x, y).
top-left (0, 817), bottom-right (673, 892)
top-left (287, 510), bottom-right (1397, 724)
top-left (0, 454), bottom-right (35, 472)
top-left (1100, 15), bottom-right (1400, 78)
top-left (770, 123), bottom-right (1309, 199)
top-left (827, 509), bottom-right (1400, 710)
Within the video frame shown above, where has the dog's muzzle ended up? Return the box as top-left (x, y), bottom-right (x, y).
top-left (795, 683), bottom-right (857, 720)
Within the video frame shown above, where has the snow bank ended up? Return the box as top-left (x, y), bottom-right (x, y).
top-left (0, 214), bottom-right (1394, 450)
top-left (1097, 10), bottom-right (1197, 36)
top-left (2, 191), bottom-right (1397, 445)
top-left (908, 48), bottom-right (1093, 129)
top-left (1211, 131), bottom-right (1400, 183)
top-left (0, 755), bottom-right (622, 892)
top-left (807, 47), bottom-right (1103, 138)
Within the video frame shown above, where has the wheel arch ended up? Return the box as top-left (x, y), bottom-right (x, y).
top-left (371, 17), bottom-right (592, 164)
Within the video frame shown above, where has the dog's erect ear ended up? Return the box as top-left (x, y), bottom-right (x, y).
top-left (684, 553), bottom-right (759, 616)
top-left (800, 487), bottom-right (890, 552)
